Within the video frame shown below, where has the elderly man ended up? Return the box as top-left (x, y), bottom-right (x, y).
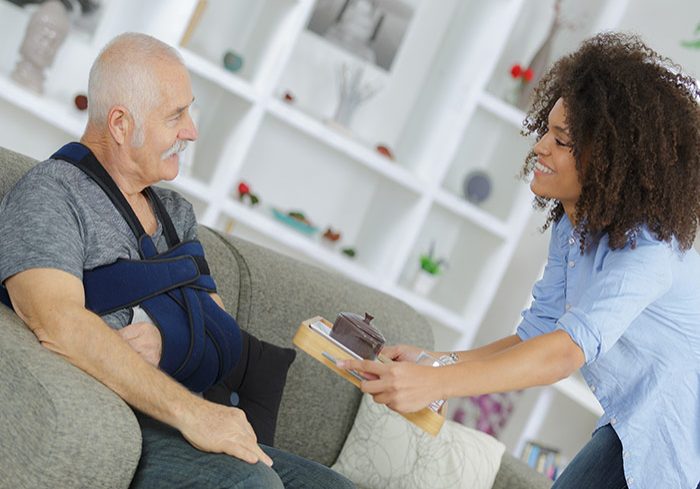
top-left (0, 33), bottom-right (354, 489)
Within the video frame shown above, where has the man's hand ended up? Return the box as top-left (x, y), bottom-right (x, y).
top-left (117, 322), bottom-right (162, 366)
top-left (179, 401), bottom-right (274, 466)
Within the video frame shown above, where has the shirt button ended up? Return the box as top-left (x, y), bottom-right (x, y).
top-left (610, 417), bottom-right (617, 425)
top-left (627, 476), bottom-right (634, 485)
top-left (568, 260), bottom-right (575, 268)
top-left (568, 237), bottom-right (575, 246)
top-left (590, 385), bottom-right (596, 392)
top-left (565, 303), bottom-right (572, 311)
top-left (623, 451), bottom-right (629, 458)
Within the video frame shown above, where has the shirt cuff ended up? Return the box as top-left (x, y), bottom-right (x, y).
top-left (516, 319), bottom-right (542, 341)
top-left (555, 308), bottom-right (603, 364)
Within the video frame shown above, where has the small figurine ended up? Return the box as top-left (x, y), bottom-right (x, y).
top-left (462, 170), bottom-right (492, 205)
top-left (287, 211), bottom-right (312, 227)
top-left (74, 93), bottom-right (88, 111)
top-left (341, 247), bottom-right (356, 258)
top-left (375, 144), bottom-right (394, 160)
top-left (282, 91), bottom-right (295, 103)
top-left (11, 0), bottom-right (70, 94)
top-left (322, 227), bottom-right (341, 243)
top-left (237, 181), bottom-right (259, 206)
top-left (223, 50), bottom-right (244, 73)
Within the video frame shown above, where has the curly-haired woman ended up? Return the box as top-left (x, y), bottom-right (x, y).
top-left (340, 33), bottom-right (700, 489)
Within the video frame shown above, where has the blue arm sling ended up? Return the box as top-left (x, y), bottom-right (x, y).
top-left (0, 142), bottom-right (241, 393)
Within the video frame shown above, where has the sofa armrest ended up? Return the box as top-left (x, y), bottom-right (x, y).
top-left (493, 453), bottom-right (553, 489)
top-left (0, 306), bottom-right (141, 489)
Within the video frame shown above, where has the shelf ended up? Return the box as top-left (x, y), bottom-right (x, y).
top-left (434, 190), bottom-right (509, 239)
top-left (236, 114), bottom-right (422, 276)
top-left (182, 0), bottom-right (300, 85)
top-left (388, 285), bottom-right (473, 336)
top-left (0, 75), bottom-right (85, 138)
top-left (219, 199), bottom-right (383, 290)
top-left (552, 376), bottom-right (604, 417)
top-left (478, 91), bottom-right (526, 130)
top-left (167, 172), bottom-right (212, 205)
top-left (441, 106), bottom-right (532, 222)
top-left (266, 98), bottom-right (423, 193)
top-left (180, 49), bottom-right (258, 103)
top-left (185, 74), bottom-right (256, 185)
top-left (397, 204), bottom-right (507, 335)
top-left (274, 29), bottom-right (390, 126)
top-left (486, 0), bottom-right (624, 105)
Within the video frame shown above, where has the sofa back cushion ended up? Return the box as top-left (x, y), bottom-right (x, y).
top-left (208, 234), bottom-right (435, 466)
top-left (1, 147), bottom-right (36, 201)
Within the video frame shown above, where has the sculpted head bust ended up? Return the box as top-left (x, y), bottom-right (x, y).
top-left (11, 0), bottom-right (70, 94)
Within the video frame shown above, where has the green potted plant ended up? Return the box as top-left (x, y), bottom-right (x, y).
top-left (413, 241), bottom-right (448, 295)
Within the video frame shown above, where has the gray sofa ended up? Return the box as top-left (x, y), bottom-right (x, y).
top-left (0, 146), bottom-right (551, 489)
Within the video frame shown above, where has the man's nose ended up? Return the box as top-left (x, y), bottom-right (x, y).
top-left (180, 113), bottom-right (198, 141)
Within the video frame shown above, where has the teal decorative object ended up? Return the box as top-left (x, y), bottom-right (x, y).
top-left (271, 208), bottom-right (318, 236)
top-left (223, 50), bottom-right (244, 72)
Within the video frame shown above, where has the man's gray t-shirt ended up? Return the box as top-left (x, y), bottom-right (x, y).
top-left (0, 158), bottom-right (198, 328)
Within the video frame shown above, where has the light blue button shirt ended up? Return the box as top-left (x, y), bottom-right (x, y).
top-left (517, 215), bottom-right (700, 489)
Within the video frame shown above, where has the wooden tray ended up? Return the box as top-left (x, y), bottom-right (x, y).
top-left (293, 316), bottom-right (445, 436)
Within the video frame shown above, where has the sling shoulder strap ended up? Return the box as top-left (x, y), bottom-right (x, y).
top-left (51, 142), bottom-right (180, 254)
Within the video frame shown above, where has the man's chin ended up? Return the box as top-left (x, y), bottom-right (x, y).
top-left (161, 155), bottom-right (181, 181)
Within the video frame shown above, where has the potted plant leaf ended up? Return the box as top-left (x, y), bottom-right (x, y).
top-left (413, 241), bottom-right (448, 295)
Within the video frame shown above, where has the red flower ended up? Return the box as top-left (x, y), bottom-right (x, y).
top-left (523, 68), bottom-right (534, 82)
top-left (238, 182), bottom-right (250, 196)
top-left (510, 64), bottom-right (522, 78)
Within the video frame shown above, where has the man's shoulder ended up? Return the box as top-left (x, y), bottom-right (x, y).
top-left (12, 158), bottom-right (86, 192)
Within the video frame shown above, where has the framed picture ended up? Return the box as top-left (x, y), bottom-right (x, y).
top-left (307, 0), bottom-right (415, 71)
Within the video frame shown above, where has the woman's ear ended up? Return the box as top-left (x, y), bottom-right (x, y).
top-left (107, 105), bottom-right (130, 145)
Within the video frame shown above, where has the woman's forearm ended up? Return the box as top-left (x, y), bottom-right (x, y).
top-left (440, 334), bottom-right (523, 363)
top-left (442, 330), bottom-right (585, 399)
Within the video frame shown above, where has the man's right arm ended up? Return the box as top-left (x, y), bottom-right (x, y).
top-left (5, 267), bottom-right (272, 466)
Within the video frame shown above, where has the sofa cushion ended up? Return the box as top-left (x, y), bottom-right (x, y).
top-left (332, 394), bottom-right (505, 489)
top-left (204, 330), bottom-right (296, 447)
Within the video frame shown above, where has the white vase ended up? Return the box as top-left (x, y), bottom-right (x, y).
top-left (412, 270), bottom-right (439, 296)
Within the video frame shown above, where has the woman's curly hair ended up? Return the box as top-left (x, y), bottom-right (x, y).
top-left (521, 32), bottom-right (700, 251)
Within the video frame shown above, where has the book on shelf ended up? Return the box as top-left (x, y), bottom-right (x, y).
top-left (520, 440), bottom-right (565, 481)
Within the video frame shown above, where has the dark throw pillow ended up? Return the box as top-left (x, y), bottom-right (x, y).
top-left (204, 329), bottom-right (296, 446)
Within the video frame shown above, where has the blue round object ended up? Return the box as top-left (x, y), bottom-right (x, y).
top-left (223, 51), bottom-right (244, 72)
top-left (462, 170), bottom-right (492, 204)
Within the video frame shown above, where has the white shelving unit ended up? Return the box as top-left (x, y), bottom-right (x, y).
top-left (1, 0), bottom-right (698, 467)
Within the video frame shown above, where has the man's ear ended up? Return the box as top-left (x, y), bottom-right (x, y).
top-left (107, 105), bottom-right (131, 145)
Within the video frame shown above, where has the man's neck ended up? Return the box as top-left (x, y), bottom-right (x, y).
top-left (80, 132), bottom-right (146, 201)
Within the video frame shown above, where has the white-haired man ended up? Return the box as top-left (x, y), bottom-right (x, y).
top-left (0, 33), bottom-right (354, 489)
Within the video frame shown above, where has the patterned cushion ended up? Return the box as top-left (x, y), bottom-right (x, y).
top-left (332, 394), bottom-right (505, 489)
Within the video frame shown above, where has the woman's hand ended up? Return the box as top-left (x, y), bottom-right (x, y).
top-left (379, 344), bottom-right (430, 363)
top-left (117, 321), bottom-right (162, 366)
top-left (338, 358), bottom-right (445, 413)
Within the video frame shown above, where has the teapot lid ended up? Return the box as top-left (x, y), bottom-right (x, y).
top-left (337, 312), bottom-right (385, 342)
